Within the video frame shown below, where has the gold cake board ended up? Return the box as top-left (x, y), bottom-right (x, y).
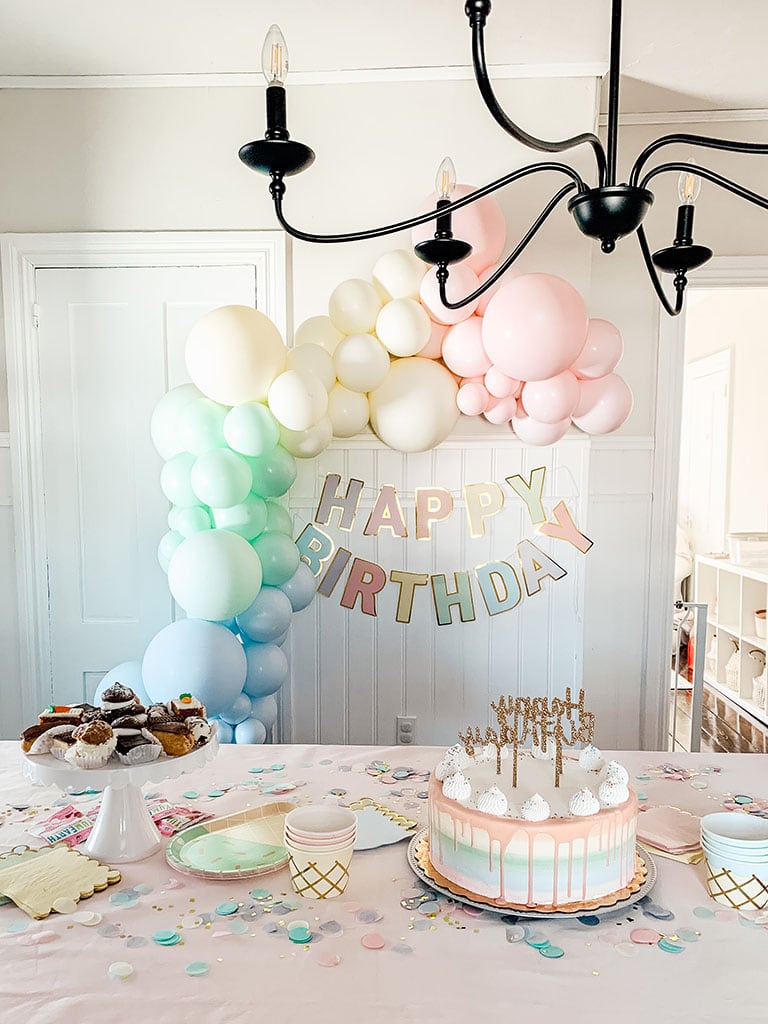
top-left (408, 828), bottom-right (656, 920)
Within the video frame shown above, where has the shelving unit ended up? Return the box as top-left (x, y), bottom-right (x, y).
top-left (695, 556), bottom-right (768, 727)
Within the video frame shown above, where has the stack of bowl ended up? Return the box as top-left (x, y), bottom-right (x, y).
top-left (700, 811), bottom-right (768, 909)
top-left (283, 806), bottom-right (357, 899)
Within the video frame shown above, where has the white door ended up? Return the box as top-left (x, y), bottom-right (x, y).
top-left (35, 265), bottom-right (257, 703)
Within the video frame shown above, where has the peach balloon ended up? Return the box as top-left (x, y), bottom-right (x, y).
top-left (521, 370), bottom-right (580, 424)
top-left (482, 274), bottom-right (588, 382)
top-left (511, 412), bottom-right (571, 446)
top-left (570, 318), bottom-right (624, 380)
top-left (412, 184), bottom-right (506, 275)
top-left (441, 316), bottom-right (491, 378)
top-left (483, 395), bottom-right (518, 425)
top-left (572, 373), bottom-right (633, 434)
top-left (419, 265), bottom-right (480, 325)
top-left (417, 319), bottom-right (448, 359)
top-left (457, 381), bottom-right (491, 416)
top-left (484, 366), bottom-right (521, 399)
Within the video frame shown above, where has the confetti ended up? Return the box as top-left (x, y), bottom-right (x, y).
top-left (614, 942), bottom-right (640, 957)
top-left (182, 917), bottom-right (203, 930)
top-left (5, 921), bottom-right (29, 934)
top-left (319, 921), bottom-right (343, 935)
top-left (125, 936), bottom-right (148, 949)
top-left (19, 931), bottom-right (58, 946)
top-left (315, 952), bottom-right (342, 967)
top-left (539, 945), bottom-right (564, 958)
top-left (658, 937), bottom-right (685, 953)
top-left (250, 889), bottom-right (271, 900)
top-left (357, 909), bottom-right (383, 924)
top-left (207, 791), bottom-right (225, 799)
top-left (215, 902), bottom-right (239, 917)
top-left (578, 915), bottom-right (601, 927)
top-left (392, 943), bottom-right (413, 955)
top-left (98, 924), bottom-right (121, 938)
top-left (227, 920), bottom-right (249, 935)
top-left (72, 911), bottom-right (101, 927)
top-left (52, 898), bottom-right (78, 915)
top-left (185, 961), bottom-right (210, 977)
top-left (677, 928), bottom-right (700, 942)
top-left (107, 961), bottom-right (134, 981)
top-left (361, 933), bottom-right (386, 950)
top-left (693, 907), bottom-right (715, 919)
top-left (630, 928), bottom-right (660, 945)
top-left (526, 933), bottom-right (550, 949)
top-left (505, 925), bottom-right (526, 943)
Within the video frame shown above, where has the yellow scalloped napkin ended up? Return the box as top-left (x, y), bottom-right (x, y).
top-left (0, 844), bottom-right (120, 918)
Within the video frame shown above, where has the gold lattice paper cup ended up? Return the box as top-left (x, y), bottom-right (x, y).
top-left (704, 859), bottom-right (768, 910)
top-left (285, 840), bottom-right (354, 899)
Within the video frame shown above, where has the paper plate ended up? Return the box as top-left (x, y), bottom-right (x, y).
top-left (166, 801), bottom-right (293, 880)
top-left (348, 798), bottom-right (419, 851)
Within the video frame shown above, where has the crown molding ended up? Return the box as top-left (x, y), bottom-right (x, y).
top-left (599, 108), bottom-right (768, 126)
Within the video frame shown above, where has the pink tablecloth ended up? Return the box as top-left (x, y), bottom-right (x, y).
top-left (0, 743), bottom-right (766, 1024)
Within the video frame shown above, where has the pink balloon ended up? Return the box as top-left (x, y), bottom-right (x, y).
top-left (419, 265), bottom-right (480, 325)
top-left (483, 395), bottom-right (518, 425)
top-left (476, 264), bottom-right (505, 316)
top-left (412, 185), bottom-right (506, 275)
top-left (457, 381), bottom-right (491, 416)
top-left (485, 365), bottom-right (521, 399)
top-left (482, 274), bottom-right (588, 382)
top-left (511, 412), bottom-right (571, 446)
top-left (441, 316), bottom-right (491, 377)
top-left (521, 370), bottom-right (580, 424)
top-left (417, 319), bottom-right (448, 359)
top-left (571, 318), bottom-right (624, 380)
top-left (572, 373), bottom-right (633, 434)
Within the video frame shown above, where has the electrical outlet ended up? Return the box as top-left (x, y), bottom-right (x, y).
top-left (396, 715), bottom-right (417, 745)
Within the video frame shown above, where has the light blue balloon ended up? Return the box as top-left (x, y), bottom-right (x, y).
top-left (274, 628), bottom-right (290, 647)
top-left (235, 717), bottom-right (267, 744)
top-left (279, 560), bottom-right (318, 612)
top-left (142, 619), bottom-right (247, 718)
top-left (219, 691), bottom-right (253, 726)
top-left (264, 500), bottom-right (293, 536)
top-left (252, 531), bottom-right (300, 586)
top-left (236, 586), bottom-right (293, 644)
top-left (94, 661), bottom-right (150, 706)
top-left (242, 641), bottom-right (289, 699)
top-left (250, 694), bottom-right (278, 731)
top-left (212, 718), bottom-right (235, 744)
top-left (215, 617), bottom-right (241, 635)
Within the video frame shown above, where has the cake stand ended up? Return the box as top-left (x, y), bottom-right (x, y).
top-left (22, 733), bottom-right (218, 864)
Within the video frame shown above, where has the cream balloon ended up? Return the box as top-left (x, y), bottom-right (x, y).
top-left (287, 343), bottom-right (336, 391)
top-left (369, 358), bottom-right (459, 453)
top-left (372, 249), bottom-right (427, 301)
top-left (327, 383), bottom-right (370, 438)
top-left (185, 305), bottom-right (286, 405)
top-left (328, 279), bottom-right (382, 335)
top-left (267, 369), bottom-right (329, 432)
top-left (279, 416), bottom-right (333, 458)
top-left (168, 529), bottom-right (263, 620)
top-left (333, 333), bottom-right (390, 393)
top-left (294, 315), bottom-right (343, 355)
top-left (375, 298), bottom-right (432, 357)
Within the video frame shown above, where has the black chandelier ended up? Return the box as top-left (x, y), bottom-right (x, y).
top-left (239, 0), bottom-right (768, 317)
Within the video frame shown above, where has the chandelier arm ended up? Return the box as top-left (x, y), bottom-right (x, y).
top-left (639, 162), bottom-right (768, 212)
top-left (636, 225), bottom-right (685, 318)
top-left (630, 134), bottom-right (768, 189)
top-left (437, 183), bottom-right (577, 310)
top-left (469, 15), bottom-right (607, 186)
top-left (270, 163), bottom-right (585, 244)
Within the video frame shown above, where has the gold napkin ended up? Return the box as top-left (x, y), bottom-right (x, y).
top-left (0, 844), bottom-right (120, 918)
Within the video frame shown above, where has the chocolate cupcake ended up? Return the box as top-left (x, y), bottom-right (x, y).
top-left (64, 720), bottom-right (116, 768)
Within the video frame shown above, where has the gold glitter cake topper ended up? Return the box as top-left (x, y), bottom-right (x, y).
top-left (458, 688), bottom-right (595, 787)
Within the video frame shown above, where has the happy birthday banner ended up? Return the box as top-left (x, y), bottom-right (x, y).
top-left (296, 467), bottom-right (592, 625)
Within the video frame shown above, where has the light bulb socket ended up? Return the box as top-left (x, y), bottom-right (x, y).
top-left (435, 197), bottom-right (453, 239)
top-left (674, 203), bottom-right (694, 247)
top-left (265, 84), bottom-right (289, 141)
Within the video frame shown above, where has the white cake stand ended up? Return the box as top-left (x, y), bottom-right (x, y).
top-left (22, 733), bottom-right (218, 864)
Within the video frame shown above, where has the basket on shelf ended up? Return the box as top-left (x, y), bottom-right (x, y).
top-left (750, 650), bottom-right (767, 710)
top-left (725, 638), bottom-right (740, 693)
top-left (705, 634), bottom-right (718, 681)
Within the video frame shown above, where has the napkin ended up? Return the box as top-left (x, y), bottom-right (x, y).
top-left (0, 844), bottom-right (120, 918)
top-left (637, 805), bottom-right (702, 859)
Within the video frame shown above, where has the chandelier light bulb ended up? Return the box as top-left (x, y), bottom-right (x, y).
top-left (678, 160), bottom-right (701, 205)
top-left (435, 157), bottom-right (457, 200)
top-left (261, 24), bottom-right (289, 85)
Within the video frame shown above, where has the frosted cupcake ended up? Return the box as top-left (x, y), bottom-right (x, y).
top-left (113, 728), bottom-right (162, 765)
top-left (64, 720), bottom-right (117, 768)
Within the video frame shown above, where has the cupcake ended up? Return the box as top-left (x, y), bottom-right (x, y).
top-left (113, 729), bottom-right (162, 765)
top-left (64, 720), bottom-right (117, 768)
top-left (149, 719), bottom-right (195, 757)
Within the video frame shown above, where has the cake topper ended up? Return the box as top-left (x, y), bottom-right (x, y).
top-left (458, 689), bottom-right (595, 787)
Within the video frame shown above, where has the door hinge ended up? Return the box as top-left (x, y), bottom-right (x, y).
top-left (32, 303), bottom-right (40, 329)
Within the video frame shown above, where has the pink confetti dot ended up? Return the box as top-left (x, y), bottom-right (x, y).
top-left (630, 928), bottom-right (661, 945)
top-left (315, 952), bottom-right (342, 968)
top-left (361, 933), bottom-right (386, 950)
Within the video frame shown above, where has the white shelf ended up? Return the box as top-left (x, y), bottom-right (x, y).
top-left (705, 675), bottom-right (768, 729)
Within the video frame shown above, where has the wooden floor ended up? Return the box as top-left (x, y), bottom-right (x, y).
top-left (668, 685), bottom-right (768, 753)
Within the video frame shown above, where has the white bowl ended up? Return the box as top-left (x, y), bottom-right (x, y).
top-left (701, 812), bottom-right (768, 843)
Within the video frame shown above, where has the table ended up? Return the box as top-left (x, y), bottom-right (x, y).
top-left (0, 743), bottom-right (766, 1024)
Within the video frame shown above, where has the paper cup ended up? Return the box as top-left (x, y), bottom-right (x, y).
top-left (705, 859), bottom-right (768, 910)
top-left (284, 805), bottom-right (357, 840)
top-left (701, 812), bottom-right (768, 844)
top-left (284, 830), bottom-right (356, 855)
top-left (285, 840), bottom-right (354, 899)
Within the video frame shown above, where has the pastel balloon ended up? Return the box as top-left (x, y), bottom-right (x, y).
top-left (333, 333), bottom-right (390, 393)
top-left (441, 316), bottom-right (491, 378)
top-left (476, 264), bottom-right (504, 316)
top-left (168, 530), bottom-right (263, 620)
top-left (160, 452), bottom-right (198, 508)
top-left (95, 661), bottom-right (151, 708)
top-left (235, 717), bottom-right (267, 744)
top-left (482, 274), bottom-right (588, 381)
top-left (571, 318), bottom-right (624, 380)
top-left (177, 396), bottom-right (228, 455)
top-left (294, 315), bottom-right (343, 354)
top-left (328, 279), bottom-right (382, 335)
top-left (483, 395), bottom-right (518, 425)
top-left (279, 416), bottom-right (333, 458)
top-left (142, 618), bottom-right (247, 718)
top-left (150, 383), bottom-right (202, 460)
top-left (327, 383), bottom-right (370, 438)
top-left (158, 530), bottom-right (184, 572)
top-left (419, 265), bottom-right (480, 325)
top-left (219, 691), bottom-right (253, 726)
top-left (274, 629), bottom-right (290, 647)
top-left (211, 492), bottom-right (268, 540)
top-left (185, 305), bottom-right (287, 405)
top-left (417, 320), bottom-right (448, 359)
top-left (237, 585), bottom-right (294, 644)
top-left (250, 694), bottom-right (278, 732)
top-left (167, 507), bottom-right (183, 531)
top-left (369, 358), bottom-right (459, 453)
top-left (268, 369), bottom-right (328, 432)
top-left (521, 370), bottom-right (580, 424)
top-left (412, 184), bottom-right (506, 274)
top-left (175, 505), bottom-right (212, 538)
top-left (572, 373), bottom-right (633, 434)
top-left (191, 448), bottom-right (252, 508)
top-left (223, 402), bottom-right (280, 457)
top-left (287, 343), bottom-right (336, 392)
top-left (214, 719), bottom-right (235, 744)
top-left (252, 530), bottom-right (300, 586)
top-left (511, 411), bottom-right (571, 445)
top-left (246, 445), bottom-right (297, 498)
top-left (264, 500), bottom-right (293, 535)
top-left (243, 641), bottom-right (289, 698)
top-left (279, 560), bottom-right (318, 612)
top-left (484, 366), bottom-right (521, 399)
top-left (375, 298), bottom-right (431, 357)
top-left (372, 249), bottom-right (427, 301)
top-left (457, 381), bottom-right (490, 416)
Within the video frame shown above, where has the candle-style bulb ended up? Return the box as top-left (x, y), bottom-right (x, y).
top-left (678, 159), bottom-right (701, 205)
top-left (435, 156), bottom-right (457, 200)
top-left (261, 24), bottom-right (289, 85)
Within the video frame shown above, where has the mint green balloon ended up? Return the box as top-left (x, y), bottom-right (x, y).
top-left (168, 506), bottom-right (183, 531)
top-left (191, 449), bottom-right (252, 508)
top-left (160, 452), bottom-right (198, 507)
top-left (252, 530), bottom-right (300, 586)
top-left (264, 500), bottom-right (293, 536)
top-left (158, 530), bottom-right (184, 573)
top-left (212, 492), bottom-right (268, 540)
top-left (176, 505), bottom-right (212, 538)
top-left (150, 383), bottom-right (202, 459)
top-left (177, 397), bottom-right (229, 455)
top-left (246, 445), bottom-right (297, 498)
top-left (224, 402), bottom-right (280, 457)
top-left (168, 529), bottom-right (263, 620)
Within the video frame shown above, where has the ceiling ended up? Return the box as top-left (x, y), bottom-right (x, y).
top-left (0, 0), bottom-right (766, 114)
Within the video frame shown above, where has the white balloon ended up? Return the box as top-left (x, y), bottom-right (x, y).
top-left (369, 358), bottom-right (459, 453)
top-left (287, 343), bottom-right (336, 391)
top-left (267, 370), bottom-right (329, 431)
top-left (372, 249), bottom-right (427, 301)
top-left (328, 279), bottom-right (382, 335)
top-left (294, 315), bottom-right (344, 354)
top-left (327, 383), bottom-right (370, 438)
top-left (150, 383), bottom-right (202, 460)
top-left (375, 298), bottom-right (432, 357)
top-left (333, 333), bottom-right (390, 393)
top-left (279, 416), bottom-right (333, 458)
